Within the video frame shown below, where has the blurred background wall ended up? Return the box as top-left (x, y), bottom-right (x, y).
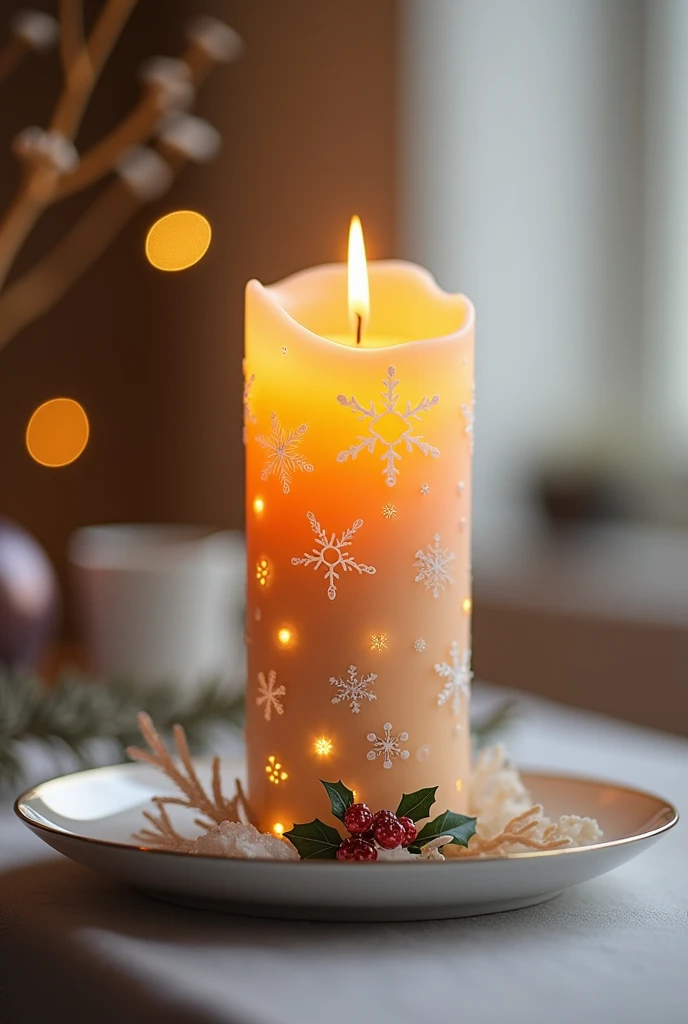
top-left (0, 0), bottom-right (686, 732)
top-left (0, 0), bottom-right (397, 635)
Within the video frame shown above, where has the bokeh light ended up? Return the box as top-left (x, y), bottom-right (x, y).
top-left (313, 737), bottom-right (333, 758)
top-left (26, 398), bottom-right (89, 467)
top-left (145, 210), bottom-right (212, 271)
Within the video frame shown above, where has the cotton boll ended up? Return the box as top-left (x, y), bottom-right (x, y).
top-left (158, 114), bottom-right (221, 163)
top-left (185, 16), bottom-right (244, 63)
top-left (116, 146), bottom-right (173, 200)
top-left (11, 9), bottom-right (58, 51)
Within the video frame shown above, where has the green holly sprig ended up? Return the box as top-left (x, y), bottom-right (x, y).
top-left (284, 780), bottom-right (477, 859)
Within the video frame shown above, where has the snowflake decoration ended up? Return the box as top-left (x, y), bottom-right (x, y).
top-left (256, 670), bottom-right (286, 722)
top-left (435, 641), bottom-right (472, 716)
top-left (242, 362), bottom-right (255, 445)
top-left (281, 346), bottom-right (288, 355)
top-left (370, 633), bottom-right (388, 652)
top-left (414, 533), bottom-right (455, 598)
top-left (256, 412), bottom-right (314, 494)
top-left (414, 638), bottom-right (426, 653)
top-left (366, 722), bottom-right (410, 769)
top-left (330, 664), bottom-right (377, 714)
top-left (382, 503), bottom-right (397, 519)
top-left (336, 366), bottom-right (440, 487)
top-left (420, 483), bottom-right (430, 495)
top-left (291, 511), bottom-right (376, 600)
top-left (462, 383), bottom-right (475, 453)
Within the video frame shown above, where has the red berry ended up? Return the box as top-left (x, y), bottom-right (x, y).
top-left (374, 816), bottom-right (406, 850)
top-left (372, 809), bottom-right (397, 830)
top-left (398, 816), bottom-right (418, 847)
top-left (336, 837), bottom-right (377, 861)
top-left (343, 803), bottom-right (374, 835)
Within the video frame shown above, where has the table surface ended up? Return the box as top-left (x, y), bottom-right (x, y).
top-left (1, 688), bottom-right (686, 1024)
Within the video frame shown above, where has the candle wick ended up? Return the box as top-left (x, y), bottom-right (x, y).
top-left (356, 313), bottom-right (362, 346)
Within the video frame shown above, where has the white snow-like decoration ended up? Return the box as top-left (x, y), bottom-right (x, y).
top-left (420, 483), bottom-right (430, 495)
top-left (419, 836), bottom-right (455, 861)
top-left (158, 113), bottom-right (221, 163)
top-left (414, 532), bottom-right (455, 598)
top-left (291, 511), bottom-right (375, 600)
top-left (469, 745), bottom-right (602, 849)
top-left (256, 670), bottom-right (286, 722)
top-left (336, 366), bottom-right (440, 487)
top-left (11, 9), bottom-right (58, 50)
top-left (140, 56), bottom-right (194, 111)
top-left (191, 821), bottom-right (298, 860)
top-left (12, 127), bottom-right (78, 173)
top-left (330, 664), bottom-right (377, 714)
top-left (414, 638), bottom-right (426, 653)
top-left (116, 146), bottom-right (172, 200)
top-left (435, 641), bottom-right (472, 716)
top-left (185, 16), bottom-right (244, 63)
top-left (256, 412), bottom-right (314, 494)
top-left (366, 722), bottom-right (410, 770)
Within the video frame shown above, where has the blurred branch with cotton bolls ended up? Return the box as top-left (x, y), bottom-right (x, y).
top-left (0, 1), bottom-right (242, 351)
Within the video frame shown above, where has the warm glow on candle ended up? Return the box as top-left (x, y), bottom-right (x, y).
top-left (347, 215), bottom-right (369, 343)
top-left (313, 736), bottom-right (333, 757)
top-left (253, 497), bottom-right (265, 514)
top-left (277, 627), bottom-right (293, 647)
top-left (273, 822), bottom-right (285, 836)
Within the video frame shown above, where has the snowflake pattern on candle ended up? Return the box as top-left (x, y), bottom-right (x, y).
top-left (461, 383), bottom-right (475, 453)
top-left (434, 641), bottom-right (472, 716)
top-left (242, 361), bottom-right (255, 445)
top-left (366, 722), bottom-right (410, 769)
top-left (414, 533), bottom-right (455, 598)
top-left (414, 638), bottom-right (426, 653)
top-left (335, 366), bottom-right (440, 487)
top-left (256, 670), bottom-right (286, 722)
top-left (291, 511), bottom-right (376, 600)
top-left (330, 664), bottom-right (378, 714)
top-left (256, 412), bottom-right (314, 494)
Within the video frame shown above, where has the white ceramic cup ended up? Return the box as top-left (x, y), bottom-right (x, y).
top-left (68, 525), bottom-right (245, 692)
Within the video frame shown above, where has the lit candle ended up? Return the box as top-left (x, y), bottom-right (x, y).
top-left (245, 219), bottom-right (474, 833)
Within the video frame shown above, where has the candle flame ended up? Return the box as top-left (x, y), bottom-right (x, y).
top-left (348, 215), bottom-right (369, 342)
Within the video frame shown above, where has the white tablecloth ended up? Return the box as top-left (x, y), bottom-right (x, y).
top-left (1, 690), bottom-right (686, 1024)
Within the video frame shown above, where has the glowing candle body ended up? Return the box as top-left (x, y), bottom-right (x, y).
top-left (244, 261), bottom-right (474, 832)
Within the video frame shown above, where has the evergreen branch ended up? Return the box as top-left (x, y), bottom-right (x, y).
top-left (0, 667), bottom-right (244, 789)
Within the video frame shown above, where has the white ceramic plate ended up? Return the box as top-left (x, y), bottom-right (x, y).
top-left (15, 759), bottom-right (677, 921)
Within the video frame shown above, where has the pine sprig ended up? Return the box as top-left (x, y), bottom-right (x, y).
top-left (0, 668), bottom-right (245, 789)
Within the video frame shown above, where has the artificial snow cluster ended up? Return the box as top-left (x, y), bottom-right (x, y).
top-left (467, 744), bottom-right (603, 852)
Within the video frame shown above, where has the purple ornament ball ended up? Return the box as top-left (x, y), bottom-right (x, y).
top-left (0, 516), bottom-right (60, 668)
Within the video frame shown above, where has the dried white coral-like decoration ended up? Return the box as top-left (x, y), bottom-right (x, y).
top-left (185, 16), bottom-right (244, 63)
top-left (12, 127), bottom-right (78, 173)
top-left (464, 744), bottom-right (603, 854)
top-left (11, 9), bottom-right (58, 51)
top-left (127, 712), bottom-right (253, 852)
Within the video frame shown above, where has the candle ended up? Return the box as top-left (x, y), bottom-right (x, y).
top-left (245, 219), bottom-right (474, 834)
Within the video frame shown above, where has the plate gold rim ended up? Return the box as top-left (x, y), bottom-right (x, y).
top-left (14, 763), bottom-right (679, 867)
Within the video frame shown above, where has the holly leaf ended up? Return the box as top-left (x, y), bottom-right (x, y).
top-left (320, 779), bottom-right (355, 822)
top-left (407, 810), bottom-right (477, 853)
top-left (283, 819), bottom-right (342, 859)
top-left (395, 786), bottom-right (438, 823)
